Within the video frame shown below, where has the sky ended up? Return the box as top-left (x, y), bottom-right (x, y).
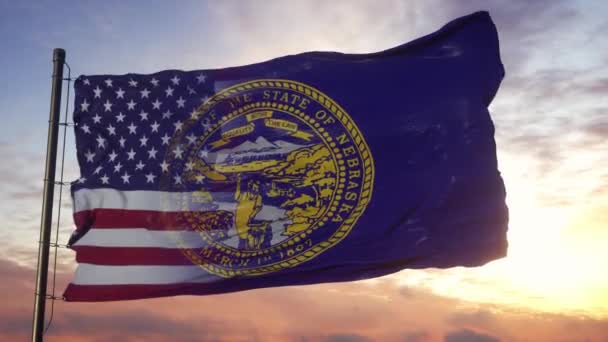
top-left (0, 0), bottom-right (607, 341)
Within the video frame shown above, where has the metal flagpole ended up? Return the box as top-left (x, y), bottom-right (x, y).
top-left (32, 48), bottom-right (65, 342)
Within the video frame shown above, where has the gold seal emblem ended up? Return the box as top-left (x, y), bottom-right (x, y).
top-left (161, 80), bottom-right (374, 277)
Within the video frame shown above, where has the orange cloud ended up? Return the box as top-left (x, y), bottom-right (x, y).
top-left (2, 257), bottom-right (607, 341)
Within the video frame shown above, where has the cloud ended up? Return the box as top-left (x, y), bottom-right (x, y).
top-left (444, 329), bottom-right (500, 342)
top-left (487, 64), bottom-right (608, 210)
top-left (398, 285), bottom-right (417, 298)
top-left (0, 311), bottom-right (32, 338)
top-left (295, 334), bottom-right (374, 342)
top-left (1, 257), bottom-right (608, 341)
top-left (0, 136), bottom-right (80, 270)
top-left (402, 330), bottom-right (431, 342)
top-left (50, 311), bottom-right (216, 342)
top-left (447, 310), bottom-right (496, 328)
top-left (581, 110), bottom-right (608, 139)
top-left (321, 333), bottom-right (372, 342)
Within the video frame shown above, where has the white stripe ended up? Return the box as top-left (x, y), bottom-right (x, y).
top-left (73, 188), bottom-right (236, 213)
top-left (73, 229), bottom-right (209, 248)
top-left (72, 264), bottom-right (219, 285)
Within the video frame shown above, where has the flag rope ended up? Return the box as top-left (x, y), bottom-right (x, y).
top-left (47, 242), bottom-right (69, 248)
top-left (48, 181), bottom-right (71, 186)
top-left (43, 61), bottom-right (72, 334)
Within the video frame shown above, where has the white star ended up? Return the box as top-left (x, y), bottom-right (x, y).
top-left (176, 97), bottom-right (186, 108)
top-left (135, 160), bottom-right (145, 170)
top-left (195, 174), bottom-right (205, 184)
top-left (148, 147), bottom-right (158, 159)
top-left (84, 150), bottom-right (95, 162)
top-left (106, 124), bottom-right (116, 136)
top-left (185, 161), bottom-right (195, 171)
top-left (80, 99), bottom-right (90, 112)
top-left (139, 110), bottom-right (149, 121)
top-left (108, 150), bottom-right (118, 162)
top-left (96, 135), bottom-right (106, 148)
top-left (173, 121), bottom-right (183, 132)
top-left (165, 86), bottom-right (174, 97)
top-left (121, 171), bottom-right (131, 184)
top-left (115, 88), bottom-right (125, 99)
top-left (161, 133), bottom-right (171, 145)
top-left (127, 99), bottom-right (136, 110)
top-left (190, 109), bottom-right (199, 119)
top-left (116, 112), bottom-right (125, 122)
top-left (100, 174), bottom-right (109, 184)
top-left (80, 123), bottom-right (91, 134)
top-left (196, 73), bottom-right (207, 83)
top-left (201, 120), bottom-right (211, 131)
top-left (83, 78), bottom-right (91, 85)
top-left (93, 166), bottom-right (103, 174)
top-left (186, 133), bottom-right (197, 145)
top-left (128, 78), bottom-right (138, 87)
top-left (171, 75), bottom-right (180, 85)
top-left (92, 113), bottom-right (101, 124)
top-left (187, 86), bottom-right (197, 95)
top-left (201, 95), bottom-right (209, 104)
top-left (103, 99), bottom-right (113, 112)
top-left (140, 88), bottom-right (151, 98)
top-left (93, 86), bottom-right (102, 98)
top-left (160, 160), bottom-right (169, 173)
top-left (162, 110), bottom-right (173, 119)
top-left (150, 78), bottom-right (159, 87)
top-left (127, 122), bottom-right (137, 134)
top-left (78, 177), bottom-right (86, 184)
top-left (114, 162), bottom-right (123, 173)
top-left (145, 172), bottom-right (156, 183)
top-left (152, 98), bottom-right (162, 110)
top-left (173, 146), bottom-right (184, 159)
top-left (118, 136), bottom-right (126, 148)
top-left (150, 121), bottom-right (160, 133)
top-left (139, 135), bottom-right (149, 147)
top-left (127, 148), bottom-right (136, 160)
top-left (104, 79), bottom-right (113, 87)
top-left (173, 174), bottom-right (182, 184)
top-left (199, 148), bottom-right (209, 159)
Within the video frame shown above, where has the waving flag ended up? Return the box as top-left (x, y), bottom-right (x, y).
top-left (64, 11), bottom-right (508, 301)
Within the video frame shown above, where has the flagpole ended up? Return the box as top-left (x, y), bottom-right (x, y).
top-left (32, 48), bottom-right (65, 342)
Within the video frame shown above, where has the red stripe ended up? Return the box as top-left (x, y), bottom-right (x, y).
top-left (63, 272), bottom-right (356, 302)
top-left (64, 283), bottom-right (211, 302)
top-left (74, 209), bottom-right (187, 230)
top-left (63, 283), bottom-right (235, 302)
top-left (73, 246), bottom-right (196, 265)
top-left (73, 209), bottom-right (206, 230)
top-left (63, 280), bottom-right (290, 302)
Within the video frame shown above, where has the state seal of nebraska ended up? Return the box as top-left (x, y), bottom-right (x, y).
top-left (162, 79), bottom-right (374, 277)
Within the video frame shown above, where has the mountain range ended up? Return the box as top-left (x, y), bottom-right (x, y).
top-left (204, 137), bottom-right (310, 164)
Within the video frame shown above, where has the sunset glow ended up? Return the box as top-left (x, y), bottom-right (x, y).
top-left (1, 1), bottom-right (607, 340)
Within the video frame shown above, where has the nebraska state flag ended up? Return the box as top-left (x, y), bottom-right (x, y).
top-left (64, 11), bottom-right (508, 301)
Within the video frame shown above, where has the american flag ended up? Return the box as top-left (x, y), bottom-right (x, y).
top-left (72, 72), bottom-right (213, 190)
top-left (65, 71), bottom-right (226, 301)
